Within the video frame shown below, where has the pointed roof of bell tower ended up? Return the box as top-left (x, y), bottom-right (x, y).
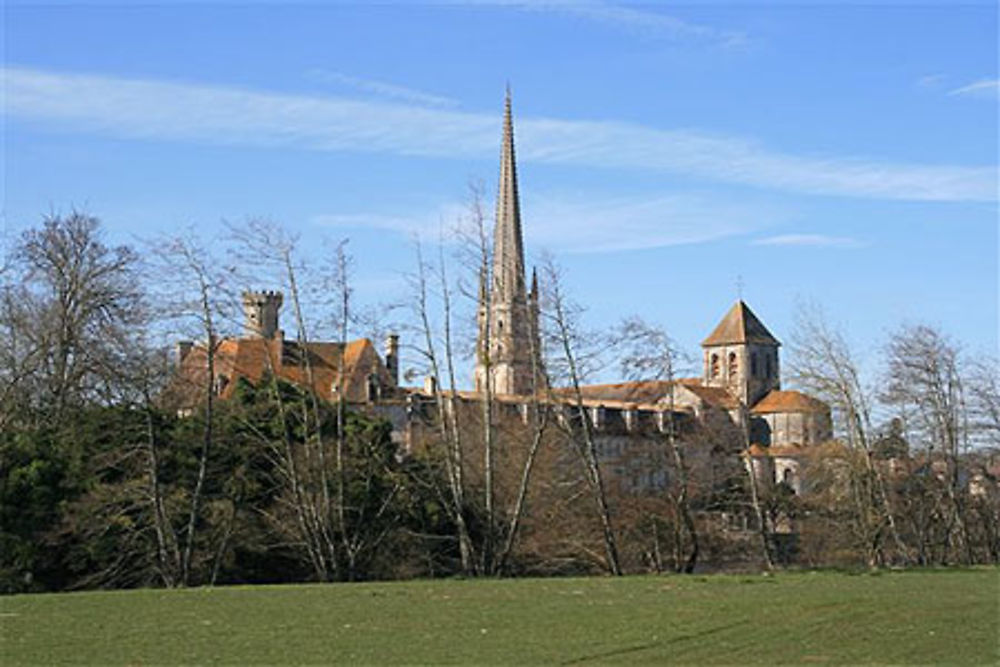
top-left (492, 86), bottom-right (526, 303)
top-left (702, 300), bottom-right (781, 347)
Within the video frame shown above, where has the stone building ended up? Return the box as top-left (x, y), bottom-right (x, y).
top-left (170, 91), bottom-right (832, 495)
top-left (463, 91), bottom-right (832, 493)
top-left (168, 289), bottom-right (400, 410)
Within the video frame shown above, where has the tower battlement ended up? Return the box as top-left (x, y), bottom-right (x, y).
top-left (242, 290), bottom-right (283, 339)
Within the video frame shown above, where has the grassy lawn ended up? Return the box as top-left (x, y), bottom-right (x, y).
top-left (2, 569), bottom-right (997, 665)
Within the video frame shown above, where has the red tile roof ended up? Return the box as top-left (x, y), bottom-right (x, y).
top-left (170, 336), bottom-right (391, 406)
top-left (549, 379), bottom-right (740, 410)
top-left (702, 300), bottom-right (780, 347)
top-left (750, 390), bottom-right (827, 415)
top-left (678, 384), bottom-right (741, 410)
top-left (551, 380), bottom-right (673, 404)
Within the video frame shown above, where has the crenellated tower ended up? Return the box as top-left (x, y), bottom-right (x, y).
top-left (474, 90), bottom-right (543, 396)
top-left (242, 290), bottom-right (283, 339)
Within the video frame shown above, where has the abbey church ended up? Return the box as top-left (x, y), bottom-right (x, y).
top-left (465, 91), bottom-right (832, 491)
top-left (171, 92), bottom-right (832, 493)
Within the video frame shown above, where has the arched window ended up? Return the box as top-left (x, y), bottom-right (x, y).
top-left (710, 353), bottom-right (720, 378)
top-left (765, 355), bottom-right (773, 378)
top-left (751, 352), bottom-right (759, 377)
top-left (728, 352), bottom-right (738, 380)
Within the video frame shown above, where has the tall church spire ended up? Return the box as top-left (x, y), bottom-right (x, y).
top-left (492, 87), bottom-right (526, 304)
top-left (474, 89), bottom-right (543, 396)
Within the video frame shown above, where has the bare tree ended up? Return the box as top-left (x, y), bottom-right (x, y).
top-left (966, 357), bottom-right (1000, 447)
top-left (460, 184), bottom-right (499, 574)
top-left (226, 218), bottom-right (407, 581)
top-left (883, 323), bottom-right (973, 565)
top-left (1, 213), bottom-right (142, 425)
top-left (133, 341), bottom-right (183, 587)
top-left (789, 302), bottom-right (907, 567)
top-left (612, 316), bottom-right (702, 573)
top-left (147, 230), bottom-right (233, 585)
top-left (408, 238), bottom-right (476, 573)
top-left (410, 181), bottom-right (554, 577)
top-left (739, 415), bottom-right (777, 570)
top-left (494, 308), bottom-right (551, 575)
top-left (540, 255), bottom-right (622, 576)
top-left (227, 219), bottom-right (343, 579)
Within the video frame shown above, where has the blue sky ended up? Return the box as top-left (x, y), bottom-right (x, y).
top-left (3, 1), bottom-right (997, 384)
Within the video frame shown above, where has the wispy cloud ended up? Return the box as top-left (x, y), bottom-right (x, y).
top-left (313, 205), bottom-right (467, 240)
top-left (527, 192), bottom-right (784, 252)
top-left (509, 0), bottom-right (748, 48)
top-left (751, 234), bottom-right (863, 248)
top-left (314, 191), bottom-right (787, 253)
top-left (4, 67), bottom-right (996, 202)
top-left (948, 79), bottom-right (999, 99)
top-left (304, 69), bottom-right (459, 108)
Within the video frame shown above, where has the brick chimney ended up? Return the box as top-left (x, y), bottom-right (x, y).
top-left (384, 333), bottom-right (399, 386)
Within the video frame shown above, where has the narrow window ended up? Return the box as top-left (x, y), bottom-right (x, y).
top-left (710, 353), bottom-right (720, 378)
top-left (751, 352), bottom-right (759, 377)
top-left (728, 352), bottom-right (738, 380)
top-left (782, 467), bottom-right (796, 493)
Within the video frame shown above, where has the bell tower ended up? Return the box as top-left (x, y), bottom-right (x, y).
top-left (702, 300), bottom-right (780, 406)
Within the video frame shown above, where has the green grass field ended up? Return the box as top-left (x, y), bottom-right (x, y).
top-left (2, 569), bottom-right (997, 665)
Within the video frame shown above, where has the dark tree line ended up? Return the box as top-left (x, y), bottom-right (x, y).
top-left (0, 214), bottom-right (456, 592)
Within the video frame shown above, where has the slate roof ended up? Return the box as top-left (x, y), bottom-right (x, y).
top-left (702, 300), bottom-right (780, 347)
top-left (750, 390), bottom-right (828, 415)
